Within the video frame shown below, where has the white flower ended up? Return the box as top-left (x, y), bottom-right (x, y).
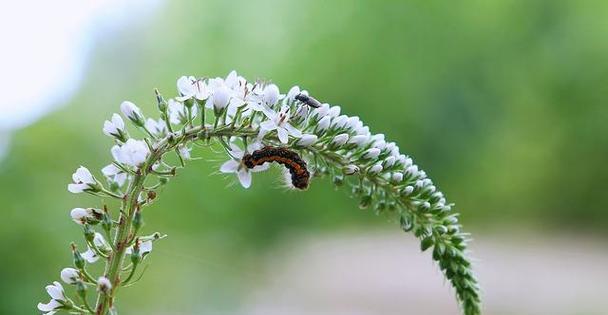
top-left (145, 118), bottom-right (168, 136)
top-left (120, 101), bottom-right (144, 124)
top-left (81, 247), bottom-right (99, 263)
top-left (37, 281), bottom-right (66, 315)
top-left (297, 134), bottom-right (317, 147)
top-left (101, 164), bottom-right (127, 187)
top-left (177, 145), bottom-right (191, 160)
top-left (126, 240), bottom-right (153, 256)
top-left (67, 166), bottom-right (97, 194)
top-left (219, 143), bottom-right (269, 188)
top-left (331, 133), bottom-right (349, 146)
top-left (97, 276), bottom-right (112, 294)
top-left (316, 116), bottom-right (331, 132)
top-left (168, 99), bottom-right (197, 125)
top-left (176, 76), bottom-right (209, 101)
top-left (259, 106), bottom-right (302, 143)
top-left (70, 208), bottom-right (102, 225)
top-left (102, 113), bottom-right (126, 139)
top-left (262, 84), bottom-right (280, 105)
top-left (363, 148), bottom-right (381, 159)
top-left (111, 139), bottom-right (150, 167)
top-left (60, 268), bottom-right (80, 284)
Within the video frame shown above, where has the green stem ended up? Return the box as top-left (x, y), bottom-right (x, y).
top-left (93, 125), bottom-right (256, 315)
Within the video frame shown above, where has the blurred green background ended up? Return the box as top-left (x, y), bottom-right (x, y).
top-left (1, 1), bottom-right (607, 314)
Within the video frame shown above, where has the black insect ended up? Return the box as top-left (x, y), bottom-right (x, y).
top-left (294, 93), bottom-right (321, 108)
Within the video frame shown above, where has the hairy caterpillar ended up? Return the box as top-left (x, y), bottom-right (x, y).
top-left (242, 146), bottom-right (310, 189)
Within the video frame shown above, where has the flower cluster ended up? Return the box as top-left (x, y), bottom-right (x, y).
top-left (40, 71), bottom-right (480, 315)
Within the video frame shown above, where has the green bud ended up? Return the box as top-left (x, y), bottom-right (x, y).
top-left (332, 175), bottom-right (344, 186)
top-left (130, 245), bottom-right (142, 265)
top-left (159, 177), bottom-right (169, 185)
top-left (101, 212), bottom-right (112, 234)
top-left (184, 98), bottom-right (195, 109)
top-left (133, 210), bottom-right (143, 231)
top-left (155, 89), bottom-right (167, 112)
top-left (420, 237), bottom-right (434, 252)
top-left (73, 249), bottom-right (85, 269)
top-left (400, 215), bottom-right (414, 232)
top-left (374, 201), bottom-right (386, 214)
top-left (358, 194), bottom-right (372, 209)
top-left (84, 224), bottom-right (95, 243)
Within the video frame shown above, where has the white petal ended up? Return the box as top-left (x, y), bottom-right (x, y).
top-left (277, 128), bottom-right (288, 144)
top-left (237, 169), bottom-right (252, 188)
top-left (38, 300), bottom-right (61, 312)
top-left (285, 123), bottom-right (302, 137)
top-left (220, 160), bottom-right (239, 173)
top-left (67, 183), bottom-right (86, 194)
top-left (45, 282), bottom-right (64, 300)
top-left (74, 166), bottom-right (94, 184)
top-left (260, 120), bottom-right (277, 132)
top-left (81, 248), bottom-right (99, 263)
top-left (251, 163), bottom-right (270, 172)
top-left (140, 240), bottom-right (153, 254)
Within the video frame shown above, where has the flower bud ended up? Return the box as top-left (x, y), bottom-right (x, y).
top-left (332, 115), bottom-right (348, 129)
top-left (60, 268), bottom-right (80, 284)
top-left (383, 156), bottom-right (396, 168)
top-left (368, 164), bottom-right (383, 174)
top-left (72, 245), bottom-right (85, 269)
top-left (263, 84), bottom-right (280, 105)
top-left (331, 133), bottom-right (349, 147)
top-left (328, 105), bottom-right (341, 117)
top-left (343, 164), bottom-right (359, 175)
top-left (76, 280), bottom-right (87, 299)
top-left (120, 101), bottom-right (145, 126)
top-left (348, 134), bottom-right (369, 147)
top-left (358, 194), bottom-right (373, 209)
top-left (212, 86), bottom-right (230, 113)
top-left (392, 172), bottom-right (404, 183)
top-left (401, 185), bottom-right (414, 196)
top-left (83, 224), bottom-right (95, 243)
top-left (297, 134), bottom-right (318, 147)
top-left (155, 88), bottom-right (167, 112)
top-left (362, 148), bottom-right (381, 160)
top-left (101, 212), bottom-right (112, 233)
top-left (400, 215), bottom-right (414, 232)
top-left (102, 114), bottom-right (126, 141)
top-left (133, 210), bottom-right (143, 231)
top-left (97, 276), bottom-right (112, 295)
top-left (316, 116), bottom-right (331, 132)
top-left (332, 174), bottom-right (344, 186)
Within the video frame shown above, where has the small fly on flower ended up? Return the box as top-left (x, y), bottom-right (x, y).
top-left (295, 93), bottom-right (321, 108)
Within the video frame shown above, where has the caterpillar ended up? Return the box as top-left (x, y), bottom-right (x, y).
top-left (242, 146), bottom-right (310, 189)
top-left (294, 93), bottom-right (322, 108)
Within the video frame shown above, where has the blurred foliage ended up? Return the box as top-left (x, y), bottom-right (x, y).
top-left (1, 0), bottom-right (607, 314)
